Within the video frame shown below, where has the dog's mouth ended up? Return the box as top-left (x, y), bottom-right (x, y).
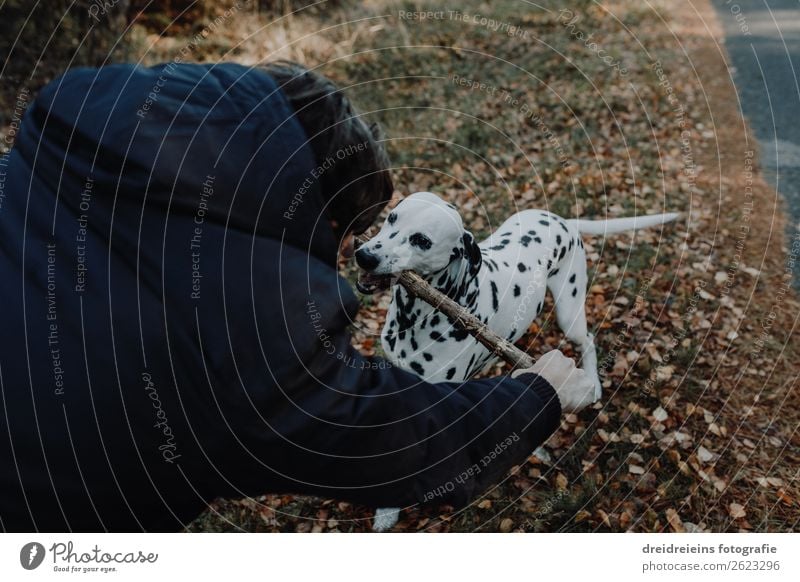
top-left (356, 270), bottom-right (395, 295)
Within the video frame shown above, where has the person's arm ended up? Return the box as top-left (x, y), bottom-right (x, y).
top-left (269, 334), bottom-right (562, 510)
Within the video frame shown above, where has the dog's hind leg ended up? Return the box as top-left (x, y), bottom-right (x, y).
top-left (546, 245), bottom-right (602, 401)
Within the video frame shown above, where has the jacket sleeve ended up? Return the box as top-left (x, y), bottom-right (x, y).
top-left (246, 294), bottom-right (562, 511)
top-left (218, 247), bottom-right (564, 511)
top-left (309, 343), bottom-right (562, 509)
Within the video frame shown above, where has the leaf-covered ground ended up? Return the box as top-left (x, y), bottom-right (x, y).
top-left (113, 0), bottom-right (800, 532)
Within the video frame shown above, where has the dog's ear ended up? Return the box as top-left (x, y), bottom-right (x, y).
top-left (461, 231), bottom-right (482, 273)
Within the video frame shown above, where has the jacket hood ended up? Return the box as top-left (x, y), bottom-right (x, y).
top-left (15, 62), bottom-right (339, 265)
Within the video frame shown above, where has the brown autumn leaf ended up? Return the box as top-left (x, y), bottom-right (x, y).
top-left (728, 503), bottom-right (747, 519)
top-left (666, 509), bottom-right (685, 533)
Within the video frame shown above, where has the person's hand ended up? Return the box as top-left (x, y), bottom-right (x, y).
top-left (512, 350), bottom-right (596, 413)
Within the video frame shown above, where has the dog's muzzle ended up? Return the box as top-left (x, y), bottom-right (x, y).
top-left (355, 248), bottom-right (394, 294)
top-left (356, 271), bottom-right (394, 294)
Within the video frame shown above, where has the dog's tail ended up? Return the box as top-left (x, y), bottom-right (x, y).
top-left (567, 212), bottom-right (680, 236)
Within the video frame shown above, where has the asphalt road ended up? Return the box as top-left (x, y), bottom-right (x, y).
top-left (711, 0), bottom-right (800, 286)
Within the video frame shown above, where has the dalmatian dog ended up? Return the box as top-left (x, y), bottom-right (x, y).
top-left (355, 191), bottom-right (679, 531)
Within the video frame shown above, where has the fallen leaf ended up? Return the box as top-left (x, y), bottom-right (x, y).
top-left (696, 446), bottom-right (717, 464)
top-left (728, 503), bottom-right (746, 519)
top-left (666, 508), bottom-right (685, 532)
top-left (652, 406), bottom-right (668, 422)
top-left (656, 366), bottom-right (675, 382)
top-left (776, 489), bottom-right (795, 506)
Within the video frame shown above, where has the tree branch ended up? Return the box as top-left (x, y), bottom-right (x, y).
top-left (355, 236), bottom-right (535, 370)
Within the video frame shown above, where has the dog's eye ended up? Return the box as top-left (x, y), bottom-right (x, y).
top-left (409, 233), bottom-right (432, 250)
top-left (387, 212), bottom-right (397, 225)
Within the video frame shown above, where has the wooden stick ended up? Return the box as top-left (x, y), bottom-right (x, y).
top-left (355, 236), bottom-right (535, 370)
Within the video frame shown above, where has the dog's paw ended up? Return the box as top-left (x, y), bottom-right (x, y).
top-left (373, 507), bottom-right (400, 532)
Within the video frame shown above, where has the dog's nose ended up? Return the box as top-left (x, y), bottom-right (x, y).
top-left (355, 247), bottom-right (380, 271)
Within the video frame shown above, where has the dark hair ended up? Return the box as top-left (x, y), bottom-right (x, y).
top-left (261, 61), bottom-right (393, 237)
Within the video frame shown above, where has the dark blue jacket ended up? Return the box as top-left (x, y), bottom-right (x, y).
top-left (0, 63), bottom-right (560, 531)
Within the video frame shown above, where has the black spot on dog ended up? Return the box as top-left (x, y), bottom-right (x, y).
top-left (560, 222), bottom-right (569, 233)
top-left (385, 333), bottom-right (396, 351)
top-left (462, 232), bottom-right (483, 274)
top-left (446, 367), bottom-right (456, 380)
top-left (569, 238), bottom-right (573, 250)
top-left (423, 352), bottom-right (433, 361)
top-left (572, 287), bottom-right (578, 297)
top-left (559, 247), bottom-right (566, 260)
top-left (514, 284), bottom-right (521, 297)
top-left (518, 263), bottom-right (527, 272)
top-left (537, 301), bottom-right (543, 313)
top-left (579, 239), bottom-right (584, 248)
top-left (430, 315), bottom-right (441, 327)
top-left (398, 331), bottom-right (406, 340)
top-left (539, 220), bottom-right (550, 226)
top-left (547, 260), bottom-right (552, 270)
top-left (430, 331), bottom-right (446, 342)
top-left (552, 247), bottom-right (558, 258)
top-left (528, 230), bottom-right (537, 236)
top-left (409, 233), bottom-right (432, 250)
top-left (389, 231), bottom-right (398, 239)
top-left (375, 243), bottom-right (382, 249)
top-left (437, 272), bottom-right (449, 286)
top-left (395, 288), bottom-right (417, 330)
top-left (490, 281), bottom-right (499, 311)
top-left (410, 337), bottom-right (419, 351)
top-left (387, 212), bottom-right (397, 225)
top-left (410, 361), bottom-right (425, 376)
top-left (556, 235), bottom-right (562, 245)
top-left (449, 327), bottom-right (469, 341)
top-left (400, 350), bottom-right (407, 359)
top-left (490, 245), bottom-right (505, 251)
top-left (549, 268), bottom-right (560, 277)
top-left (569, 273), bottom-right (576, 283)
top-left (534, 236), bottom-right (542, 244)
top-left (520, 235), bottom-right (532, 246)
top-left (503, 261), bottom-right (509, 267)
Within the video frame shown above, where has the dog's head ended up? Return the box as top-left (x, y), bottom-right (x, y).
top-left (355, 191), bottom-right (479, 294)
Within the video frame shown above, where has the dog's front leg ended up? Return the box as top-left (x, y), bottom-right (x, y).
top-left (373, 507), bottom-right (400, 532)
